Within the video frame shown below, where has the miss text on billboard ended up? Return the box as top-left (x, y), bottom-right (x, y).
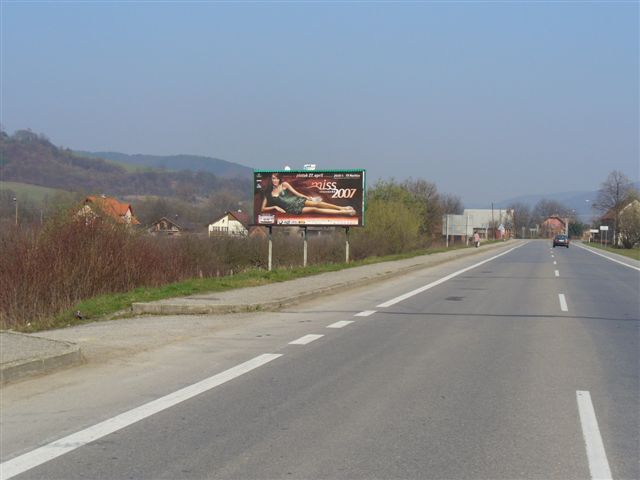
top-left (253, 170), bottom-right (366, 227)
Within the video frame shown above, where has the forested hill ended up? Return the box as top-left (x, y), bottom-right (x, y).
top-left (0, 130), bottom-right (251, 198)
top-left (77, 151), bottom-right (252, 179)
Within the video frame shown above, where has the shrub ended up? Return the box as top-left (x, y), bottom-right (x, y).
top-left (0, 178), bottom-right (459, 328)
top-left (619, 202), bottom-right (640, 248)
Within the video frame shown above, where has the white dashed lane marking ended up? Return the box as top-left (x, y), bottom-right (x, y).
top-left (327, 321), bottom-right (354, 329)
top-left (555, 270), bottom-right (559, 277)
top-left (558, 294), bottom-right (568, 312)
top-left (289, 334), bottom-right (324, 345)
top-left (354, 310), bottom-right (376, 317)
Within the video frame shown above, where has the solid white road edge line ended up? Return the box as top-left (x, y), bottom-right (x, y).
top-left (376, 243), bottom-right (526, 308)
top-left (327, 320), bottom-right (354, 329)
top-left (0, 353), bottom-right (283, 480)
top-left (289, 334), bottom-right (324, 345)
top-left (576, 243), bottom-right (640, 271)
top-left (354, 310), bottom-right (376, 317)
top-left (559, 294), bottom-right (568, 312)
top-left (576, 391), bottom-right (613, 480)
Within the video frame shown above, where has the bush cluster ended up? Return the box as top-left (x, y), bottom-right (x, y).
top-left (0, 216), bottom-right (262, 329)
top-left (1, 179), bottom-right (455, 329)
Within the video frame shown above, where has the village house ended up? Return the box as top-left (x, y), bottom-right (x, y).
top-left (79, 195), bottom-right (140, 226)
top-left (541, 216), bottom-right (567, 238)
top-left (208, 211), bottom-right (250, 237)
top-left (599, 199), bottom-right (640, 247)
top-left (147, 217), bottom-right (186, 236)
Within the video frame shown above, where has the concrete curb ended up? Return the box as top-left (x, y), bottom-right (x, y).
top-left (0, 332), bottom-right (83, 385)
top-left (132, 242), bottom-right (513, 316)
top-left (1, 241), bottom-right (517, 385)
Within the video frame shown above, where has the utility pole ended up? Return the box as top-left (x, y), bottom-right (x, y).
top-left (13, 196), bottom-right (17, 225)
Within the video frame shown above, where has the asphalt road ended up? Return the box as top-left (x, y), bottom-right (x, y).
top-left (1, 240), bottom-right (638, 480)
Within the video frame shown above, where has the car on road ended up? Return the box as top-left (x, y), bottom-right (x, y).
top-left (553, 234), bottom-right (570, 248)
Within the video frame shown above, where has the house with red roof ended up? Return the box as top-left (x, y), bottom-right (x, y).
top-left (79, 195), bottom-right (140, 226)
top-left (541, 216), bottom-right (567, 238)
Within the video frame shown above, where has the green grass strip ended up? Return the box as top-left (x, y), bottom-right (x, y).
top-left (582, 242), bottom-right (640, 261)
top-left (25, 241), bottom-right (482, 332)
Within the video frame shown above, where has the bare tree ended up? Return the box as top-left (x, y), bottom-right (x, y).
top-left (508, 202), bottom-right (532, 238)
top-left (531, 199), bottom-right (571, 225)
top-left (593, 170), bottom-right (637, 246)
top-left (402, 178), bottom-right (440, 235)
top-left (439, 193), bottom-right (464, 215)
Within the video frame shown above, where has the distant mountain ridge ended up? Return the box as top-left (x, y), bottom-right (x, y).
top-left (0, 130), bottom-right (251, 198)
top-left (78, 151), bottom-right (253, 179)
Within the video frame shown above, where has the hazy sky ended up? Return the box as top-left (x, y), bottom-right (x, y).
top-left (2, 1), bottom-right (638, 206)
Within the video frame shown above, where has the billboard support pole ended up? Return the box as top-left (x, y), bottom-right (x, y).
top-left (445, 215), bottom-right (449, 248)
top-left (268, 226), bottom-right (273, 272)
top-left (345, 227), bottom-right (350, 263)
top-left (302, 226), bottom-right (308, 267)
top-left (466, 215), bottom-right (469, 246)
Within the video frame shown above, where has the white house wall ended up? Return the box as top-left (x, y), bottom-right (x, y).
top-left (208, 216), bottom-right (248, 236)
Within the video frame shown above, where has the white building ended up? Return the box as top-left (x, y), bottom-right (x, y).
top-left (208, 211), bottom-right (249, 237)
top-left (443, 209), bottom-right (514, 240)
top-left (463, 208), bottom-right (513, 239)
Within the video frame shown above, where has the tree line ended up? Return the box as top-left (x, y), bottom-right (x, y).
top-left (508, 170), bottom-right (639, 247)
top-left (1, 157), bottom-right (637, 331)
top-left (0, 178), bottom-right (464, 329)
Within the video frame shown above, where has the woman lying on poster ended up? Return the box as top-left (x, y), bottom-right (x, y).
top-left (261, 173), bottom-right (356, 216)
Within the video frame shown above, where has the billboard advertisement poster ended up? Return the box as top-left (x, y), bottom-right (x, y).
top-left (253, 170), bottom-right (366, 227)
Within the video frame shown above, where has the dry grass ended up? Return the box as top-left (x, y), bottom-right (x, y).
top-left (0, 213), bottom-right (440, 330)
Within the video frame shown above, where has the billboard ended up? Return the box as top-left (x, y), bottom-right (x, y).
top-left (253, 170), bottom-right (366, 226)
top-left (441, 214), bottom-right (473, 236)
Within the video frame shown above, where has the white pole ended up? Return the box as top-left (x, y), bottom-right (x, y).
top-left (303, 227), bottom-right (308, 267)
top-left (466, 215), bottom-right (470, 246)
top-left (345, 227), bottom-right (350, 263)
top-left (445, 215), bottom-right (449, 248)
top-left (268, 226), bottom-right (273, 271)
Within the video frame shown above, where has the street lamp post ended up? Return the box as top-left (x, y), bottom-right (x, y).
top-left (13, 196), bottom-right (17, 226)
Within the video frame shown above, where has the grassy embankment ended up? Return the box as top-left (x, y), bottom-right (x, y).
top-left (0, 181), bottom-right (65, 203)
top-left (38, 242), bottom-right (486, 333)
top-left (582, 242), bottom-right (640, 261)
